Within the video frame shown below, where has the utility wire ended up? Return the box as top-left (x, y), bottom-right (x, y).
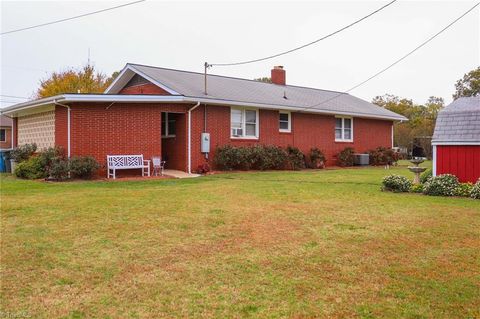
top-left (1, 0), bottom-right (146, 35)
top-left (0, 94), bottom-right (29, 99)
top-left (209, 0), bottom-right (397, 67)
top-left (299, 1), bottom-right (480, 112)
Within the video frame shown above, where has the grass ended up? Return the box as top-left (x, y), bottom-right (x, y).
top-left (1, 163), bottom-right (479, 318)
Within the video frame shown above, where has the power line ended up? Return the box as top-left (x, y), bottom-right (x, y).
top-left (1, 0), bottom-right (146, 36)
top-left (209, 0), bottom-right (397, 67)
top-left (0, 94), bottom-right (29, 100)
top-left (299, 1), bottom-right (480, 112)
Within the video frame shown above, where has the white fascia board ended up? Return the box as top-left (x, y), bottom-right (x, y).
top-left (61, 94), bottom-right (184, 103)
top-left (432, 141), bottom-right (480, 146)
top-left (1, 95), bottom-right (186, 116)
top-left (183, 96), bottom-right (406, 121)
top-left (105, 64), bottom-right (180, 95)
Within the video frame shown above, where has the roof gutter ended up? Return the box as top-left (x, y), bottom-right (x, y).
top-left (54, 100), bottom-right (71, 158)
top-left (187, 102), bottom-right (201, 174)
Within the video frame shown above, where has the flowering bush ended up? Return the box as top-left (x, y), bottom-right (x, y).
top-left (382, 175), bottom-right (412, 192)
top-left (368, 147), bottom-right (398, 166)
top-left (286, 146), bottom-right (306, 170)
top-left (471, 179), bottom-right (480, 199)
top-left (423, 174), bottom-right (459, 196)
top-left (309, 148), bottom-right (326, 168)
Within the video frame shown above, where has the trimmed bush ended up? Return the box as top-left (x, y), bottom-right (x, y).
top-left (49, 159), bottom-right (70, 181)
top-left (214, 145), bottom-right (288, 171)
top-left (382, 174), bottom-right (412, 192)
top-left (471, 179), bottom-right (480, 199)
top-left (454, 183), bottom-right (474, 197)
top-left (309, 148), bottom-right (326, 169)
top-left (70, 156), bottom-right (100, 179)
top-left (337, 147), bottom-right (355, 167)
top-left (286, 146), bottom-right (305, 170)
top-left (368, 147), bottom-right (397, 166)
top-left (420, 168), bottom-right (432, 184)
top-left (14, 156), bottom-right (47, 179)
top-left (410, 184), bottom-right (424, 193)
top-left (423, 174), bottom-right (459, 196)
top-left (11, 143), bottom-right (37, 163)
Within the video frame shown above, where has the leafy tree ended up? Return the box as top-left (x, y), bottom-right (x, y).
top-left (36, 65), bottom-right (118, 98)
top-left (372, 94), bottom-right (444, 158)
top-left (254, 77), bottom-right (272, 83)
top-left (453, 66), bottom-right (480, 100)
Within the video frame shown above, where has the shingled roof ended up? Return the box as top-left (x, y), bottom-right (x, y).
top-left (432, 96), bottom-right (480, 145)
top-left (106, 63), bottom-right (407, 121)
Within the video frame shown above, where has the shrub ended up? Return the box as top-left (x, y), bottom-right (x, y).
top-left (410, 184), bottom-right (424, 193)
top-left (49, 158), bottom-right (70, 181)
top-left (382, 174), bottom-right (412, 192)
top-left (368, 147), bottom-right (397, 166)
top-left (470, 179), bottom-right (480, 199)
top-left (11, 143), bottom-right (37, 163)
top-left (14, 156), bottom-right (47, 179)
top-left (196, 163), bottom-right (211, 174)
top-left (309, 148), bottom-right (326, 168)
top-left (454, 183), bottom-right (473, 197)
top-left (249, 145), bottom-right (288, 170)
top-left (214, 145), bottom-right (247, 170)
top-left (420, 168), bottom-right (432, 184)
top-left (286, 146), bottom-right (305, 170)
top-left (423, 174), bottom-right (459, 196)
top-left (214, 145), bottom-right (288, 171)
top-left (337, 147), bottom-right (355, 167)
top-left (70, 156), bottom-right (100, 179)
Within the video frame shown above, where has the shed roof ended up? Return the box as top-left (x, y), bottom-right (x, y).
top-left (432, 96), bottom-right (480, 145)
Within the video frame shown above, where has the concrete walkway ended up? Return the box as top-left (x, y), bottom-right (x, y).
top-left (162, 169), bottom-right (201, 179)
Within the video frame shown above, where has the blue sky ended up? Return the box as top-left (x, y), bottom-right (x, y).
top-left (1, 0), bottom-right (478, 108)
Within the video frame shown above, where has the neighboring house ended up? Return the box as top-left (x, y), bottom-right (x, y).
top-left (3, 63), bottom-right (406, 176)
top-left (432, 96), bottom-right (480, 183)
top-left (0, 115), bottom-right (13, 150)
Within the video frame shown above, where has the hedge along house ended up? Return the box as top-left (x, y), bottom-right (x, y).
top-left (432, 96), bottom-right (480, 183)
top-left (2, 63), bottom-right (406, 176)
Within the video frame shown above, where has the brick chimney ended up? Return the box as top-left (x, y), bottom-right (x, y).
top-left (271, 66), bottom-right (286, 85)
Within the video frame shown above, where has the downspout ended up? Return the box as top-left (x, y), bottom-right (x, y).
top-left (54, 100), bottom-right (71, 158)
top-left (187, 102), bottom-right (201, 174)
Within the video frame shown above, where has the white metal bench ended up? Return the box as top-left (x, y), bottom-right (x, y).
top-left (107, 155), bottom-right (150, 179)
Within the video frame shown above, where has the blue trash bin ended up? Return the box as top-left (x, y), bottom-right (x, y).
top-left (0, 151), bottom-right (6, 173)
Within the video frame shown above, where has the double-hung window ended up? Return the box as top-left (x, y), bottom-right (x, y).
top-left (335, 116), bottom-right (353, 142)
top-left (161, 112), bottom-right (176, 137)
top-left (279, 111), bottom-right (291, 132)
top-left (0, 129), bottom-right (5, 142)
top-left (231, 108), bottom-right (258, 138)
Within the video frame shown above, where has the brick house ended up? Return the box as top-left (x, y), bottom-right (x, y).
top-left (0, 115), bottom-right (13, 150)
top-left (2, 63), bottom-right (406, 176)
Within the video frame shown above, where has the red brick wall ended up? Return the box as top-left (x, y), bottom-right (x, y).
top-left (56, 103), bottom-right (187, 177)
top-left (0, 127), bottom-right (12, 149)
top-left (53, 102), bottom-right (393, 175)
top-left (189, 105), bottom-right (393, 170)
top-left (119, 83), bottom-right (170, 95)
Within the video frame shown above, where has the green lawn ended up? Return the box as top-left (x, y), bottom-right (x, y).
top-left (1, 164), bottom-right (479, 319)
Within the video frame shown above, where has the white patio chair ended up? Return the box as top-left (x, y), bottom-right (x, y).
top-left (152, 156), bottom-right (166, 176)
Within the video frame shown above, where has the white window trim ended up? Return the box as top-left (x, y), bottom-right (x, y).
top-left (230, 107), bottom-right (259, 139)
top-left (279, 111), bottom-right (291, 133)
top-left (162, 112), bottom-right (176, 138)
top-left (0, 129), bottom-right (6, 142)
top-left (335, 116), bottom-right (353, 142)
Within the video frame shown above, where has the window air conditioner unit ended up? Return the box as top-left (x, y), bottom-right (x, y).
top-left (232, 128), bottom-right (243, 137)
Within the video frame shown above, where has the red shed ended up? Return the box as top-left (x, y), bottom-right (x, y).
top-left (432, 96), bottom-right (480, 183)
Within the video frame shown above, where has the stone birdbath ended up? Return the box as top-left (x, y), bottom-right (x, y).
top-left (408, 158), bottom-right (426, 185)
